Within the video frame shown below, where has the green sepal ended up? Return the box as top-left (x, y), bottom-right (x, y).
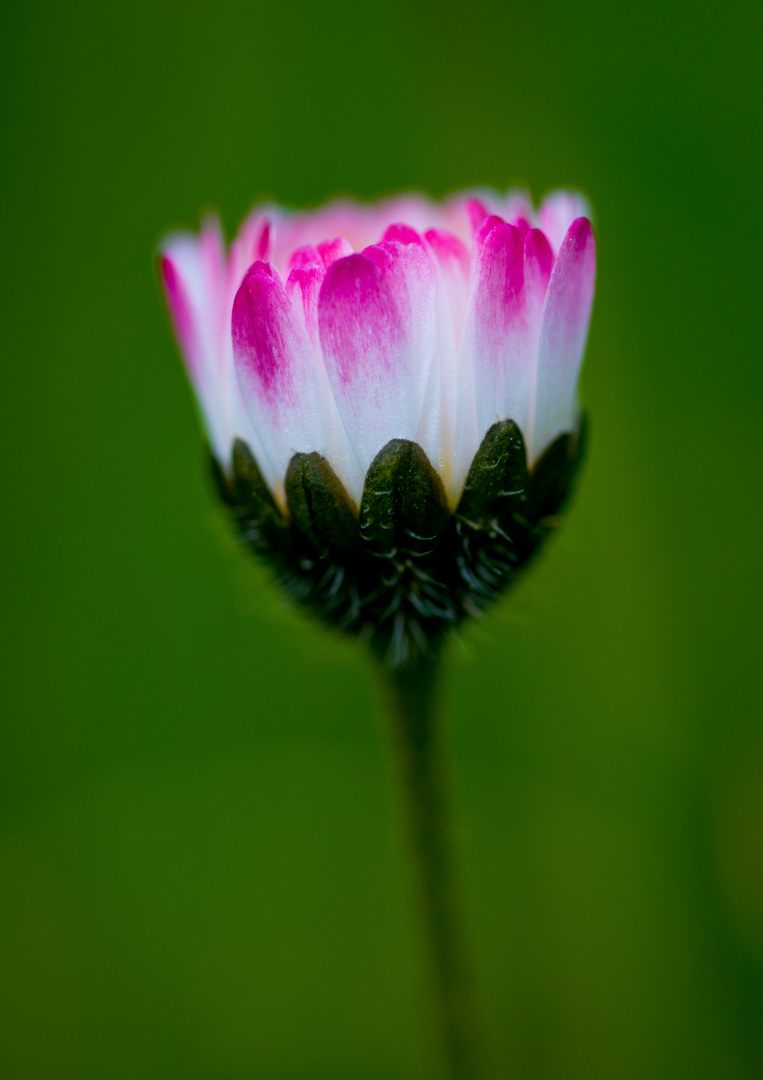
top-left (359, 439), bottom-right (449, 556)
top-left (229, 438), bottom-right (289, 553)
top-left (208, 451), bottom-right (237, 508)
top-left (455, 419), bottom-right (529, 529)
top-left (526, 413), bottom-right (588, 521)
top-left (212, 420), bottom-right (587, 670)
top-left (285, 451), bottom-right (359, 563)
top-left (232, 439), bottom-right (282, 518)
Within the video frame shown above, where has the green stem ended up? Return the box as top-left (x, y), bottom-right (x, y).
top-left (383, 655), bottom-right (481, 1080)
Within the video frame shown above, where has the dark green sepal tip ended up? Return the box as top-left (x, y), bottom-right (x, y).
top-left (209, 451), bottom-right (238, 508)
top-left (360, 438), bottom-right (450, 556)
top-left (285, 451), bottom-right (358, 563)
top-left (455, 419), bottom-right (529, 528)
top-left (224, 438), bottom-right (289, 555)
top-left (526, 413), bottom-right (588, 521)
top-left (232, 439), bottom-right (282, 518)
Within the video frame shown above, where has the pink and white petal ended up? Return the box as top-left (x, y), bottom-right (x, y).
top-left (375, 228), bottom-right (441, 462)
top-left (160, 235), bottom-right (230, 463)
top-left (438, 195), bottom-right (476, 246)
top-left (318, 251), bottom-right (421, 484)
top-left (200, 215), bottom-right (267, 470)
top-left (382, 222), bottom-right (423, 246)
top-left (500, 189), bottom-right (537, 229)
top-left (176, 214), bottom-right (284, 474)
top-left (233, 261), bottom-right (328, 485)
top-left (230, 211), bottom-right (275, 296)
top-left (287, 245), bottom-right (323, 272)
top-left (453, 222), bottom-right (532, 498)
top-left (475, 223), bottom-right (531, 430)
top-left (521, 228), bottom-right (555, 463)
top-left (533, 218), bottom-right (596, 462)
top-left (272, 202), bottom-right (362, 267)
top-left (317, 237), bottom-right (353, 267)
top-left (159, 247), bottom-right (204, 382)
top-left (249, 194), bottom-right (450, 279)
top-left (283, 262), bottom-right (363, 501)
top-left (198, 216), bottom-right (233, 378)
top-left (256, 218), bottom-right (273, 261)
top-left (282, 194), bottom-right (439, 266)
top-left (199, 216), bottom-right (227, 298)
top-left (424, 229), bottom-right (471, 492)
top-left (444, 188), bottom-right (536, 247)
top-left (466, 198), bottom-right (491, 236)
top-left (374, 194), bottom-right (441, 240)
top-left (470, 213), bottom-right (506, 270)
top-left (425, 228), bottom-right (470, 276)
top-left (424, 229), bottom-right (471, 353)
top-left (539, 191), bottom-right (593, 255)
top-left (286, 263), bottom-right (325, 346)
top-left (447, 187), bottom-right (504, 229)
top-left (378, 226), bottom-right (439, 354)
top-left (524, 229), bottom-right (554, 320)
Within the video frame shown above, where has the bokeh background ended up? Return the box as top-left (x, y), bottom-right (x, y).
top-left (2, 1), bottom-right (762, 1077)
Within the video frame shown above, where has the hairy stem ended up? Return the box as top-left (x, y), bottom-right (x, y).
top-left (383, 656), bottom-right (481, 1079)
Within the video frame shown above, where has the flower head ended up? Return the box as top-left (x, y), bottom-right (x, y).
top-left (160, 189), bottom-right (595, 665)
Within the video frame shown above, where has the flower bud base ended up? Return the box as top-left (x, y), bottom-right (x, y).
top-left (211, 419), bottom-right (586, 669)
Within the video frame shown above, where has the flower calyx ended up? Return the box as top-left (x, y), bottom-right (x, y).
top-left (212, 418), bottom-right (587, 669)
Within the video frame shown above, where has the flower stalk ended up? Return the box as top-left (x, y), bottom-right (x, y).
top-left (383, 654), bottom-right (481, 1080)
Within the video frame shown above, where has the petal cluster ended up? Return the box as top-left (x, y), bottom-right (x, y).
top-left (161, 190), bottom-right (595, 507)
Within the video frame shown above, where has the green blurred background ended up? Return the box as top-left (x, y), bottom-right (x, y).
top-left (2, 0), bottom-right (762, 1076)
